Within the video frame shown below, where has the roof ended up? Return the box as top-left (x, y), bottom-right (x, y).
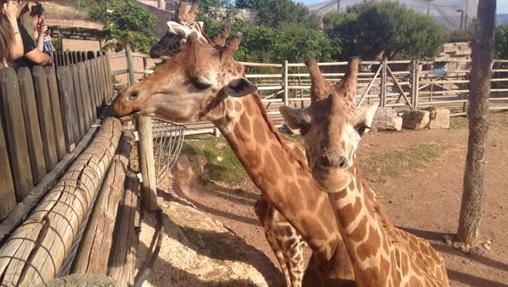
top-left (44, 0), bottom-right (104, 32)
top-left (308, 0), bottom-right (478, 31)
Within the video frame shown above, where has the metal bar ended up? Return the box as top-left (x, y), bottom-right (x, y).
top-left (283, 60), bottom-right (289, 106)
top-left (357, 63), bottom-right (382, 107)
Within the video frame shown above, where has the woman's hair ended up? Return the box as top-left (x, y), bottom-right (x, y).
top-left (0, 0), bottom-right (14, 63)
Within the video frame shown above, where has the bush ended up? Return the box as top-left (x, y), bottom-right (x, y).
top-left (496, 25), bottom-right (508, 59)
top-left (89, 0), bottom-right (158, 53)
top-left (323, 2), bottom-right (448, 60)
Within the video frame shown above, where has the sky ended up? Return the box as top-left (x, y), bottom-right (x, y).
top-left (297, 0), bottom-right (508, 14)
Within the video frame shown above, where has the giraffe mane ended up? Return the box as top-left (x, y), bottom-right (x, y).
top-left (353, 165), bottom-right (398, 240)
top-left (250, 93), bottom-right (311, 172)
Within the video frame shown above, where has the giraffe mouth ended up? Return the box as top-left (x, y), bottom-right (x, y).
top-left (312, 169), bottom-right (352, 194)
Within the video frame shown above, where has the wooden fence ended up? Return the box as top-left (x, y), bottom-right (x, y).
top-left (110, 52), bottom-right (508, 135)
top-left (0, 51), bottom-right (113, 232)
top-left (0, 51), bottom-right (145, 286)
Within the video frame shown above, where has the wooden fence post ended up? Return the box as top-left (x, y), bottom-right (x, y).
top-left (136, 117), bottom-right (158, 211)
top-left (127, 49), bottom-right (158, 211)
top-left (380, 58), bottom-right (387, 107)
top-left (126, 50), bottom-right (135, 86)
top-left (411, 60), bottom-right (420, 110)
top-left (0, 114), bottom-right (16, 220)
top-left (0, 68), bottom-right (34, 200)
top-left (283, 60), bottom-right (289, 106)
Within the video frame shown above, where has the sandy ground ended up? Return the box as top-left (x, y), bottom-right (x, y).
top-left (154, 116), bottom-right (508, 287)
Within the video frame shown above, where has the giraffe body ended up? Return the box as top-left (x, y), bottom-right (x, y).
top-left (281, 58), bottom-right (449, 286)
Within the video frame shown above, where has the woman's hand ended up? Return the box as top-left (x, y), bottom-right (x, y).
top-left (36, 16), bottom-right (47, 33)
top-left (2, 1), bottom-right (19, 23)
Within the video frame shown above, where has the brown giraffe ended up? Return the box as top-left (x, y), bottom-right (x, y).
top-left (280, 58), bottom-right (450, 287)
top-left (111, 5), bottom-right (356, 286)
top-left (146, 3), bottom-right (310, 286)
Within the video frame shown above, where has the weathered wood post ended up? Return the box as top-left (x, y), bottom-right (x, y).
top-left (126, 50), bottom-right (135, 86)
top-left (283, 60), bottom-right (289, 106)
top-left (380, 58), bottom-right (387, 107)
top-left (136, 117), bottom-right (158, 211)
top-left (127, 50), bottom-right (158, 211)
top-left (411, 60), bottom-right (420, 110)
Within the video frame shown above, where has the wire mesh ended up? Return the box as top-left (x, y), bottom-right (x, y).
top-left (151, 119), bottom-right (186, 180)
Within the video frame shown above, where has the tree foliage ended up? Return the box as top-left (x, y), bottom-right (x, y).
top-left (89, 0), bottom-right (158, 53)
top-left (495, 24), bottom-right (508, 59)
top-left (203, 20), bottom-right (336, 63)
top-left (235, 0), bottom-right (319, 29)
top-left (323, 2), bottom-right (448, 60)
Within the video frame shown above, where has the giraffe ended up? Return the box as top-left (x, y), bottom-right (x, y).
top-left (280, 57), bottom-right (450, 287)
top-left (149, 0), bottom-right (208, 59)
top-left (144, 3), bottom-right (311, 286)
top-left (110, 19), bottom-right (358, 286)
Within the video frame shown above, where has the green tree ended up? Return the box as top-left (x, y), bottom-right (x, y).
top-left (90, 0), bottom-right (157, 53)
top-left (236, 0), bottom-right (319, 29)
top-left (324, 2), bottom-right (448, 60)
top-left (495, 24), bottom-right (508, 58)
top-left (202, 20), bottom-right (336, 63)
top-left (456, 0), bottom-right (496, 248)
top-left (272, 24), bottom-right (335, 62)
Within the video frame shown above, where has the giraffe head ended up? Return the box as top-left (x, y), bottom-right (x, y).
top-left (149, 0), bottom-right (208, 59)
top-left (111, 8), bottom-right (255, 123)
top-left (280, 58), bottom-right (378, 192)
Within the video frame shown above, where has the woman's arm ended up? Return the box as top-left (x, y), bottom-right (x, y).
top-left (3, 1), bottom-right (24, 60)
top-left (34, 15), bottom-right (46, 51)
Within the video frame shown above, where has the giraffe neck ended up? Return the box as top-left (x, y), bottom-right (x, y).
top-left (328, 167), bottom-right (397, 287)
top-left (211, 93), bottom-right (340, 260)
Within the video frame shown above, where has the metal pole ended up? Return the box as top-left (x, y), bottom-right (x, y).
top-left (283, 60), bottom-right (289, 106)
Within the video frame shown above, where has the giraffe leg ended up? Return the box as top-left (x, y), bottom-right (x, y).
top-left (255, 197), bottom-right (306, 287)
top-left (263, 230), bottom-right (293, 286)
top-left (282, 230), bottom-right (306, 287)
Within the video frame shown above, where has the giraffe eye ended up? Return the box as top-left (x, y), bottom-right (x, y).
top-left (191, 77), bottom-right (212, 90)
top-left (298, 123), bottom-right (309, 136)
top-left (355, 123), bottom-right (370, 136)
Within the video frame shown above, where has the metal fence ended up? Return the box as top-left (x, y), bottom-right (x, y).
top-left (109, 51), bottom-right (508, 135)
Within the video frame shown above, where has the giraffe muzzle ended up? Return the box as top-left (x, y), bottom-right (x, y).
top-left (319, 154), bottom-right (348, 169)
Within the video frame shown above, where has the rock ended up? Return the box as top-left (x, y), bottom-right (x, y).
top-left (402, 110), bottom-right (430, 130)
top-left (426, 107), bottom-right (450, 129)
top-left (372, 107), bottom-right (403, 131)
top-left (39, 274), bottom-right (117, 287)
top-left (215, 142), bottom-right (227, 149)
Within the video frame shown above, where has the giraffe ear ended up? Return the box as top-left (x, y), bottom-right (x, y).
top-left (353, 103), bottom-right (378, 135)
top-left (224, 78), bottom-right (257, 98)
top-left (279, 106), bottom-right (312, 130)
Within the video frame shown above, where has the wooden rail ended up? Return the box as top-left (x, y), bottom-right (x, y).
top-left (112, 52), bottom-right (508, 135)
top-left (0, 118), bottom-right (121, 286)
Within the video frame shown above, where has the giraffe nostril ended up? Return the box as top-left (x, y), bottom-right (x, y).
top-left (128, 90), bottom-right (140, 101)
top-left (319, 155), bottom-right (333, 168)
top-left (338, 156), bottom-right (348, 169)
top-left (319, 154), bottom-right (348, 169)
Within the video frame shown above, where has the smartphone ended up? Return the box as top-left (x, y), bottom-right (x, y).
top-left (30, 2), bottom-right (43, 17)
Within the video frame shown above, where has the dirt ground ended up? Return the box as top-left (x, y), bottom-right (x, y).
top-left (157, 113), bottom-right (508, 287)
